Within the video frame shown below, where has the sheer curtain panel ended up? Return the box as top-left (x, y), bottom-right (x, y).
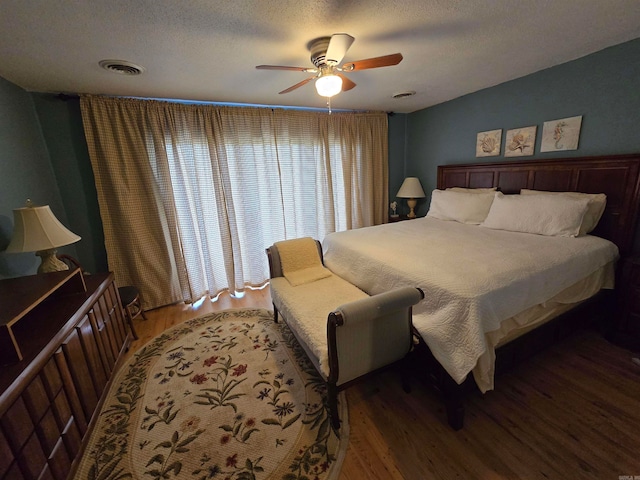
top-left (81, 96), bottom-right (388, 309)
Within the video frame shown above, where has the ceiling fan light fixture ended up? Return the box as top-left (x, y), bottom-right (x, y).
top-left (315, 74), bottom-right (342, 98)
top-left (256, 33), bottom-right (403, 97)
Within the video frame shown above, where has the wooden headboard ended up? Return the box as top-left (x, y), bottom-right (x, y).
top-left (437, 154), bottom-right (640, 256)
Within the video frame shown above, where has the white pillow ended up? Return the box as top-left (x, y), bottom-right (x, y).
top-left (520, 189), bottom-right (606, 235)
top-left (446, 187), bottom-right (497, 193)
top-left (480, 192), bottom-right (590, 237)
top-left (427, 189), bottom-right (495, 225)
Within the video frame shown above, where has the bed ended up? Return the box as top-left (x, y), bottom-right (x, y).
top-left (322, 154), bottom-right (640, 429)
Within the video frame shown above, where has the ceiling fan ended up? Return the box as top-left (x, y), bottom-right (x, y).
top-left (256, 33), bottom-right (403, 98)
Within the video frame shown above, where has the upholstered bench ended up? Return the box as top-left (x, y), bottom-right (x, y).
top-left (266, 237), bottom-right (423, 430)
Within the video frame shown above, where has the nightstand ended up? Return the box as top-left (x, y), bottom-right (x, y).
top-left (389, 215), bottom-right (416, 222)
top-left (613, 256), bottom-right (640, 351)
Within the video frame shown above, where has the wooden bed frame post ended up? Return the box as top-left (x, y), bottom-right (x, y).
top-left (410, 333), bottom-right (472, 430)
top-left (442, 374), bottom-right (465, 430)
top-left (400, 356), bottom-right (412, 394)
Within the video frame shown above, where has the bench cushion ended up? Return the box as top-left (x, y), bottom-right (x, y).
top-left (270, 274), bottom-right (368, 378)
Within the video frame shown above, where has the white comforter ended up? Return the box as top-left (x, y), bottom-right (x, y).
top-left (323, 217), bottom-right (619, 391)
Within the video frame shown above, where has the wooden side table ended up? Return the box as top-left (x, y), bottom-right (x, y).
top-left (389, 215), bottom-right (417, 222)
top-left (118, 285), bottom-right (147, 340)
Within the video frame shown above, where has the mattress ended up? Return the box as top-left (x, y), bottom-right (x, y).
top-left (322, 217), bottom-right (619, 392)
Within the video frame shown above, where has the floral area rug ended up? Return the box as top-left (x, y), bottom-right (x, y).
top-left (73, 308), bottom-right (348, 480)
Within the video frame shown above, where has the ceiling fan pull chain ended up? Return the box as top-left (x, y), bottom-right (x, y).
top-left (327, 97), bottom-right (332, 114)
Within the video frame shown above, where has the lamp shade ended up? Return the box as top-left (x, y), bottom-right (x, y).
top-left (396, 177), bottom-right (426, 198)
top-left (315, 74), bottom-right (343, 97)
top-left (5, 204), bottom-right (81, 253)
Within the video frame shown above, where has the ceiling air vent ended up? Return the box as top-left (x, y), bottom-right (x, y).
top-left (392, 91), bottom-right (416, 99)
top-left (99, 59), bottom-right (145, 75)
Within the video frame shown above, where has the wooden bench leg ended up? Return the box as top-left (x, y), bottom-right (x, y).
top-left (327, 381), bottom-right (340, 431)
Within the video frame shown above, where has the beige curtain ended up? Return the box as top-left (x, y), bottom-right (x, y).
top-left (81, 95), bottom-right (388, 309)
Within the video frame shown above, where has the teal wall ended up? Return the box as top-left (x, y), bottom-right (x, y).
top-left (394, 38), bottom-right (640, 218)
top-left (0, 77), bottom-right (80, 278)
top-left (31, 94), bottom-right (107, 274)
top-left (0, 79), bottom-right (105, 279)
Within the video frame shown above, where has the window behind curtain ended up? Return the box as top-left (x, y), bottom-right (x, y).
top-left (81, 96), bottom-right (388, 309)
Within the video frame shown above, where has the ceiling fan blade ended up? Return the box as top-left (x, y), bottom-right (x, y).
top-left (338, 74), bottom-right (356, 92)
top-left (325, 33), bottom-right (355, 65)
top-left (256, 65), bottom-right (311, 72)
top-left (279, 76), bottom-right (315, 94)
top-left (344, 53), bottom-right (403, 71)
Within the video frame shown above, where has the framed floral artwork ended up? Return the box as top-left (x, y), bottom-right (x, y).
top-left (476, 129), bottom-right (502, 157)
top-left (505, 126), bottom-right (537, 157)
top-left (540, 115), bottom-right (582, 152)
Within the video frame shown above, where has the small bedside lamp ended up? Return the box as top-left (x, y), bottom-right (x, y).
top-left (5, 199), bottom-right (81, 273)
top-left (396, 177), bottom-right (426, 219)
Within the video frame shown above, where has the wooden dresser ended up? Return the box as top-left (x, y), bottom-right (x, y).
top-left (0, 269), bottom-right (130, 480)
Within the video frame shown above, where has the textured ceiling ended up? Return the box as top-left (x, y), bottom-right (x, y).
top-left (1, 1), bottom-right (639, 113)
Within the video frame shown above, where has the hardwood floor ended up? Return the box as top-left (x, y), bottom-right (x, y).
top-left (125, 287), bottom-right (640, 479)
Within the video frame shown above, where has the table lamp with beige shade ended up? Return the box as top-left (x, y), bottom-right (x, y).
top-left (5, 200), bottom-right (81, 273)
top-left (396, 177), bottom-right (426, 218)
